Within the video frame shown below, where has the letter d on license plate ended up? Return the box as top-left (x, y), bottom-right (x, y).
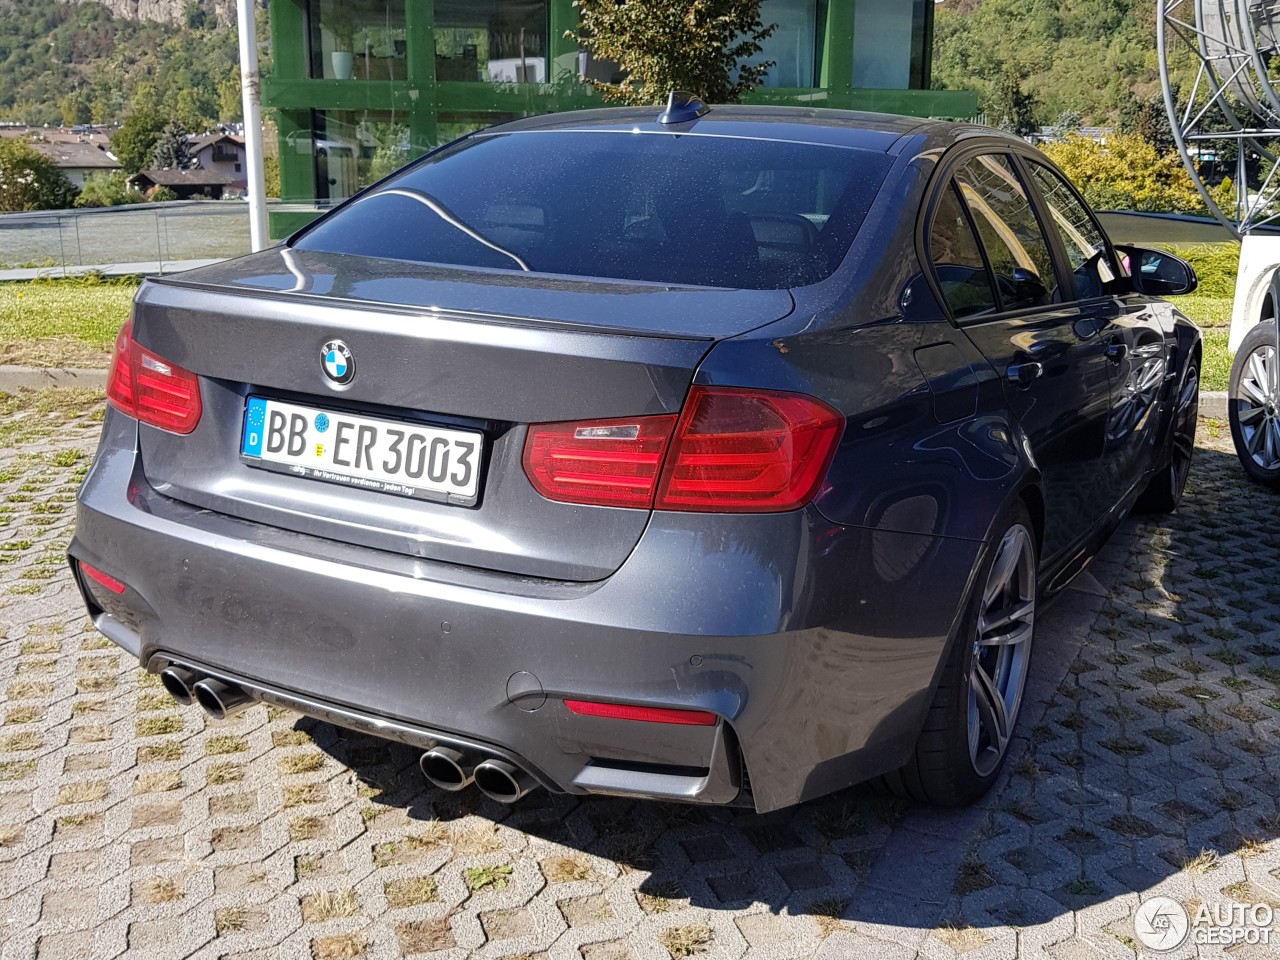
top-left (241, 397), bottom-right (483, 504)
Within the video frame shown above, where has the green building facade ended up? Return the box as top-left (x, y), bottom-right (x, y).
top-left (262, 0), bottom-right (977, 237)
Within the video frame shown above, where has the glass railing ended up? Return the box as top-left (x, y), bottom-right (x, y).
top-left (0, 201), bottom-right (254, 279)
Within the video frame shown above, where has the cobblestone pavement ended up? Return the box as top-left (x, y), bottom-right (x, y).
top-left (1, 390), bottom-right (1279, 960)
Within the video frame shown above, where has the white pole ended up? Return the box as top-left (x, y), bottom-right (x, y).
top-left (237, 0), bottom-right (268, 251)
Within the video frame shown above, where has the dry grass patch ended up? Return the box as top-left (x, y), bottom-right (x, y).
top-left (206, 735), bottom-right (249, 755)
top-left (395, 919), bottom-right (454, 954)
top-left (135, 693), bottom-right (174, 712)
top-left (136, 715), bottom-right (183, 737)
top-left (19, 639), bottom-right (59, 655)
top-left (278, 752), bottom-right (324, 775)
top-left (934, 922), bottom-right (989, 952)
top-left (1236, 835), bottom-right (1270, 858)
top-left (1182, 849), bottom-right (1221, 874)
top-left (75, 675), bottom-right (116, 694)
top-left (289, 816), bottom-right (327, 842)
top-left (384, 876), bottom-right (439, 908)
top-left (207, 762), bottom-right (245, 785)
top-left (300, 888), bottom-right (360, 922)
top-left (16, 658), bottom-right (56, 674)
top-left (541, 854), bottom-right (596, 884)
top-left (214, 907), bottom-right (250, 935)
top-left (406, 820), bottom-right (449, 849)
top-left (134, 771), bottom-right (182, 794)
top-left (6, 680), bottom-right (52, 700)
top-left (311, 933), bottom-right (367, 960)
top-left (138, 742), bottom-right (181, 764)
top-left (26, 621), bottom-right (66, 636)
top-left (71, 699), bottom-right (109, 715)
top-left (57, 781), bottom-right (107, 804)
top-left (143, 877), bottom-right (182, 904)
top-left (659, 923), bottom-right (713, 958)
top-left (0, 824), bottom-right (22, 847)
top-left (69, 723), bottom-right (110, 743)
top-left (272, 729), bottom-right (312, 747)
top-left (4, 706), bottom-right (43, 724)
top-left (452, 821), bottom-right (502, 854)
top-left (79, 635), bottom-right (114, 650)
top-left (808, 898), bottom-right (849, 939)
top-left (1, 761), bottom-right (37, 783)
top-left (636, 881), bottom-right (687, 915)
top-left (0, 731), bottom-right (42, 752)
top-left (282, 783), bottom-right (326, 808)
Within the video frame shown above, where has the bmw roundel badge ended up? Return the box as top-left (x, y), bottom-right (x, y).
top-left (321, 340), bottom-right (355, 386)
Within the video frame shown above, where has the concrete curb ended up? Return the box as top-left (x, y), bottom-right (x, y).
top-left (1200, 389), bottom-right (1227, 420)
top-left (0, 365), bottom-right (106, 392)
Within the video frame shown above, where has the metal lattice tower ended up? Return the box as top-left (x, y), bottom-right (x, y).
top-left (1159, 0), bottom-right (1280, 236)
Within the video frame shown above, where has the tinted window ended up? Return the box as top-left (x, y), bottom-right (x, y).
top-left (293, 132), bottom-right (893, 290)
top-left (953, 155), bottom-right (1058, 311)
top-left (928, 183), bottom-right (997, 319)
top-left (1026, 162), bottom-right (1114, 300)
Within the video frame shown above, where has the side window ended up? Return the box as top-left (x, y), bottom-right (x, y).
top-left (1025, 161), bottom-right (1115, 300)
top-left (953, 154), bottom-right (1059, 311)
top-left (927, 182), bottom-right (997, 319)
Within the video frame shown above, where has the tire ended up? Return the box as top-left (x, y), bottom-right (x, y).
top-left (1135, 359), bottom-right (1199, 513)
top-left (1228, 320), bottom-right (1280, 488)
top-left (883, 503), bottom-right (1038, 806)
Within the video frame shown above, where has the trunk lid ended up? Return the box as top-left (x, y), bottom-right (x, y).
top-left (132, 249), bottom-right (795, 581)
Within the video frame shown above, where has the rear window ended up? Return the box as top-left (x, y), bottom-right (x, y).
top-left (292, 131), bottom-right (893, 290)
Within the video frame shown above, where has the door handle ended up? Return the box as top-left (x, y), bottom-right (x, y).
top-left (1007, 361), bottom-right (1043, 387)
top-left (1105, 340), bottom-right (1128, 362)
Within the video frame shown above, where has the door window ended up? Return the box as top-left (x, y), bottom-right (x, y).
top-left (1025, 161), bottom-right (1115, 300)
top-left (927, 183), bottom-right (997, 319)
top-left (953, 155), bottom-right (1059, 311)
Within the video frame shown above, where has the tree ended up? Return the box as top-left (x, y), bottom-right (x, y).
top-left (111, 111), bottom-right (167, 174)
top-left (150, 120), bottom-right (192, 170)
top-left (59, 91), bottom-right (91, 127)
top-left (0, 139), bottom-right (79, 212)
top-left (216, 65), bottom-right (241, 123)
top-left (1041, 133), bottom-right (1211, 213)
top-left (569, 0), bottom-right (777, 105)
top-left (991, 69), bottom-right (1037, 137)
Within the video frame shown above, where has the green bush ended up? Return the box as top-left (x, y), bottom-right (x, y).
top-left (1155, 242), bottom-right (1240, 301)
top-left (146, 185), bottom-right (179, 203)
top-left (0, 139), bottom-right (79, 211)
top-left (75, 171), bottom-right (145, 208)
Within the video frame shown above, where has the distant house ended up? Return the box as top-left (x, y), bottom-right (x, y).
top-left (188, 133), bottom-right (246, 180)
top-left (128, 168), bottom-right (243, 200)
top-left (29, 141), bottom-right (122, 188)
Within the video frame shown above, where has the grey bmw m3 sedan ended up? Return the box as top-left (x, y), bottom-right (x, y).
top-left (69, 99), bottom-right (1202, 812)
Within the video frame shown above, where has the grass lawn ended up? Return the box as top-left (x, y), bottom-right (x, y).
top-left (0, 278), bottom-right (136, 368)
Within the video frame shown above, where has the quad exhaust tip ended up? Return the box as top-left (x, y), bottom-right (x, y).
top-left (473, 758), bottom-right (536, 804)
top-left (191, 677), bottom-right (255, 720)
top-left (159, 666), bottom-right (203, 706)
top-left (419, 747), bottom-right (477, 792)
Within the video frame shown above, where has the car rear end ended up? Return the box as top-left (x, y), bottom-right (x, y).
top-left (69, 110), bottom-right (975, 812)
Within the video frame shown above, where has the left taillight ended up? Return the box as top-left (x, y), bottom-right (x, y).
top-left (106, 319), bottom-right (202, 435)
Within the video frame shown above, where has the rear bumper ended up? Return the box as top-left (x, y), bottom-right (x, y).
top-left (71, 409), bottom-right (984, 812)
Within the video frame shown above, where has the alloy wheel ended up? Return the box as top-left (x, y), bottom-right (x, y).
top-left (967, 523), bottom-right (1036, 778)
top-left (1169, 365), bottom-right (1199, 499)
top-left (1235, 343), bottom-right (1280, 470)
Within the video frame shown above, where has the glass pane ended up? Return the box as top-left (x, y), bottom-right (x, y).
top-left (307, 110), bottom-right (435, 203)
top-left (294, 132), bottom-right (893, 289)
top-left (308, 0), bottom-right (407, 81)
top-left (1026, 162), bottom-right (1114, 301)
top-left (928, 183), bottom-right (997, 319)
top-left (433, 0), bottom-right (547, 83)
top-left (744, 0), bottom-right (818, 88)
top-left (954, 155), bottom-right (1057, 311)
top-left (852, 0), bottom-right (927, 89)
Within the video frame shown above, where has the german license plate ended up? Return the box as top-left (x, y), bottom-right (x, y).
top-left (240, 397), bottom-right (483, 504)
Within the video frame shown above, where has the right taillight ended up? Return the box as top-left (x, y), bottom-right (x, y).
top-left (106, 319), bottom-right (202, 435)
top-left (522, 386), bottom-right (843, 513)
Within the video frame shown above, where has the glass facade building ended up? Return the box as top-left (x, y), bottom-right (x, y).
top-left (264, 0), bottom-right (975, 237)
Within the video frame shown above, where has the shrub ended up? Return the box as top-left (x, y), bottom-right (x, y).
top-left (0, 139), bottom-right (79, 211)
top-left (146, 185), bottom-right (179, 203)
top-left (75, 171), bottom-right (144, 208)
top-left (1042, 133), bottom-right (1208, 214)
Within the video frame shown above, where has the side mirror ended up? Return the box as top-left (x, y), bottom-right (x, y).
top-left (1115, 245), bottom-right (1198, 296)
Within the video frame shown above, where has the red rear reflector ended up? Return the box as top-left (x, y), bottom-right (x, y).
top-left (80, 561), bottom-right (125, 595)
top-left (564, 699), bottom-right (718, 726)
top-left (106, 319), bottom-right (202, 435)
top-left (522, 414), bottom-right (678, 508)
top-left (656, 387), bottom-right (843, 512)
top-left (522, 387), bottom-right (843, 513)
